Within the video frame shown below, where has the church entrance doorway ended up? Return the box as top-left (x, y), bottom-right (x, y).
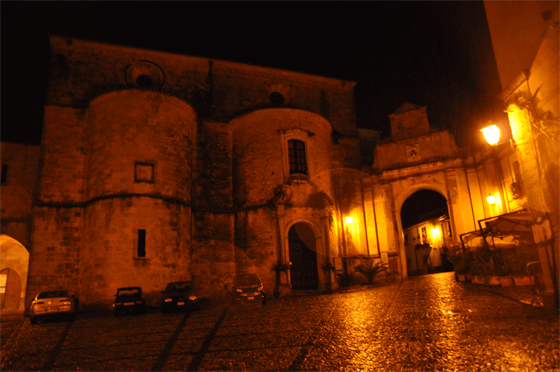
top-left (288, 223), bottom-right (319, 290)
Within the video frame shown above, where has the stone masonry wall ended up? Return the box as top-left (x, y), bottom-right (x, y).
top-left (47, 36), bottom-right (355, 134)
top-left (26, 206), bottom-right (83, 309)
top-left (0, 143), bottom-right (40, 247)
top-left (236, 208), bottom-right (278, 294)
top-left (86, 90), bottom-right (196, 202)
top-left (39, 106), bottom-right (87, 203)
top-left (191, 212), bottom-right (235, 299)
top-left (82, 198), bottom-right (191, 307)
top-left (194, 122), bottom-right (233, 211)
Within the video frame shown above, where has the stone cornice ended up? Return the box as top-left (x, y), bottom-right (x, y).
top-left (34, 193), bottom-right (191, 209)
top-left (498, 71), bottom-right (530, 102)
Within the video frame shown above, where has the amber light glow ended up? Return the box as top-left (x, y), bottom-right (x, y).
top-left (481, 125), bottom-right (500, 145)
top-left (345, 216), bottom-right (353, 224)
top-left (486, 194), bottom-right (496, 204)
top-left (431, 227), bottom-right (441, 242)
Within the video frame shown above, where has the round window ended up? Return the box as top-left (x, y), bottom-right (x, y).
top-left (135, 75), bottom-right (154, 89)
top-left (269, 92), bottom-right (285, 106)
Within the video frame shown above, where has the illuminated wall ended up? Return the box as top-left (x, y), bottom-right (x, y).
top-left (485, 1), bottom-right (559, 298)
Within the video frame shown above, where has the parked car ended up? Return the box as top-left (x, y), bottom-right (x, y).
top-left (113, 287), bottom-right (145, 316)
top-left (231, 273), bottom-right (266, 305)
top-left (29, 290), bottom-right (77, 324)
top-left (161, 281), bottom-right (200, 313)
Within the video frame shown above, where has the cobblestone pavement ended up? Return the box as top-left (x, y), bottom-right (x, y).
top-left (1, 272), bottom-right (558, 371)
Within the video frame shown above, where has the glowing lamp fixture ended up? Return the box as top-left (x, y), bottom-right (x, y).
top-left (486, 194), bottom-right (496, 204)
top-left (345, 216), bottom-right (353, 224)
top-left (481, 125), bottom-right (500, 145)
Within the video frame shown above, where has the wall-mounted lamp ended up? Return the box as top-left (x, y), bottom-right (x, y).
top-left (481, 125), bottom-right (500, 145)
top-left (345, 216), bottom-right (353, 224)
top-left (486, 194), bottom-right (496, 204)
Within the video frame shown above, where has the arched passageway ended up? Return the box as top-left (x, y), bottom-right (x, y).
top-left (401, 189), bottom-right (453, 277)
top-left (288, 223), bottom-right (319, 290)
top-left (0, 235), bottom-right (29, 311)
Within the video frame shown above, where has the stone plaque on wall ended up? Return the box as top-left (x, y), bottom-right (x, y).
top-left (406, 144), bottom-right (421, 162)
top-left (135, 162), bottom-right (154, 183)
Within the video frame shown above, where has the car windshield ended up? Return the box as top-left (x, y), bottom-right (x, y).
top-left (38, 291), bottom-right (68, 299)
top-left (234, 274), bottom-right (261, 287)
top-left (117, 288), bottom-right (141, 296)
top-left (165, 282), bottom-right (192, 292)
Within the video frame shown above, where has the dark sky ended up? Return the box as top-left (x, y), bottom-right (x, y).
top-left (1, 1), bottom-right (501, 146)
top-left (401, 190), bottom-right (448, 229)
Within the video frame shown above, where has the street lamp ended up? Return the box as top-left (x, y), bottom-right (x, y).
top-left (481, 125), bottom-right (500, 145)
top-left (345, 216), bottom-right (353, 224)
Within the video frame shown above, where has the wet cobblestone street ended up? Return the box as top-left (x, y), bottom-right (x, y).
top-left (2, 272), bottom-right (558, 371)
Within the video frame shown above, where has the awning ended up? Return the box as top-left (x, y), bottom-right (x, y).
top-left (458, 210), bottom-right (545, 249)
top-left (478, 210), bottom-right (546, 246)
top-left (481, 210), bottom-right (541, 232)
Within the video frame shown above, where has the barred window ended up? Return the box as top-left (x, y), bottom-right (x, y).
top-left (288, 140), bottom-right (307, 175)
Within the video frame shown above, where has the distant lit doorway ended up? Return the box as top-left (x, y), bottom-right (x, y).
top-left (401, 189), bottom-right (452, 277)
top-left (288, 223), bottom-right (319, 290)
top-left (1, 268), bottom-right (21, 310)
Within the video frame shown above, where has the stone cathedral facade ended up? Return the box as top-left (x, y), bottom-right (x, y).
top-left (7, 35), bottom-right (363, 308)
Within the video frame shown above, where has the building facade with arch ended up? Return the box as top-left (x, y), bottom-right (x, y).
top-left (1, 35), bottom-right (546, 311)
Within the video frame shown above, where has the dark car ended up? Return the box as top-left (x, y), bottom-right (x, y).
top-left (113, 287), bottom-right (145, 316)
top-left (29, 290), bottom-right (77, 324)
top-left (161, 281), bottom-right (200, 313)
top-left (231, 273), bottom-right (266, 305)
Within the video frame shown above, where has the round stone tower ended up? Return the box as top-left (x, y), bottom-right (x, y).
top-left (81, 90), bottom-right (196, 304)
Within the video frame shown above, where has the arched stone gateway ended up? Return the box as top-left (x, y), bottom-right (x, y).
top-left (288, 223), bottom-right (319, 290)
top-left (0, 235), bottom-right (29, 311)
top-left (400, 189), bottom-right (451, 277)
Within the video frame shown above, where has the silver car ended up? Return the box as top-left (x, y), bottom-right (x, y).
top-left (29, 290), bottom-right (76, 324)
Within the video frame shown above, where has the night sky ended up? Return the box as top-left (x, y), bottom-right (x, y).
top-left (2, 1), bottom-right (502, 148)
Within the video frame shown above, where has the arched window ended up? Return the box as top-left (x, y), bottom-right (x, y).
top-left (288, 140), bottom-right (307, 175)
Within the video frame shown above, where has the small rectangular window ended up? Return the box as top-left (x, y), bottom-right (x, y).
top-left (1, 164), bottom-right (8, 186)
top-left (288, 140), bottom-right (307, 175)
top-left (138, 229), bottom-right (146, 258)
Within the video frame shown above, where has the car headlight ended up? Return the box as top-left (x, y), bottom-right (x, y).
top-left (61, 301), bottom-right (71, 305)
top-left (189, 296), bottom-right (197, 301)
top-left (164, 298), bottom-right (173, 302)
top-left (236, 288), bottom-right (243, 293)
